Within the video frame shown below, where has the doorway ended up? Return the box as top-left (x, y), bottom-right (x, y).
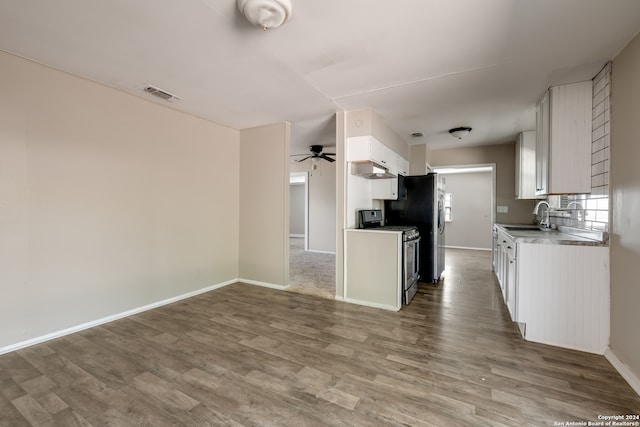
top-left (289, 172), bottom-right (308, 249)
top-left (433, 164), bottom-right (495, 250)
top-left (288, 165), bottom-right (336, 298)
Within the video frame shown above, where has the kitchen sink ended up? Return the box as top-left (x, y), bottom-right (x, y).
top-left (503, 225), bottom-right (552, 232)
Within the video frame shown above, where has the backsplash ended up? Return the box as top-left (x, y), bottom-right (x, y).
top-left (548, 63), bottom-right (610, 233)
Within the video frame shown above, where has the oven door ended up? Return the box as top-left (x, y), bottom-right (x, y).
top-left (403, 237), bottom-right (420, 304)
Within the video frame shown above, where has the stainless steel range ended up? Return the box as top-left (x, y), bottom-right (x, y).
top-left (358, 209), bottom-right (421, 304)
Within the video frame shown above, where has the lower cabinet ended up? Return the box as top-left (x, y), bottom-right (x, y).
top-left (492, 230), bottom-right (609, 355)
top-left (495, 230), bottom-right (516, 321)
top-left (517, 243), bottom-right (609, 354)
top-left (505, 250), bottom-right (517, 321)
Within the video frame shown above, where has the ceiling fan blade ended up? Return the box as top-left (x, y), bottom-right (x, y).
top-left (296, 156), bottom-right (312, 162)
top-left (320, 154), bottom-right (336, 162)
top-left (323, 152), bottom-right (336, 156)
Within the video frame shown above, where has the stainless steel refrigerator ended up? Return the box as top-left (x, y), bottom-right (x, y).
top-left (384, 173), bottom-right (445, 283)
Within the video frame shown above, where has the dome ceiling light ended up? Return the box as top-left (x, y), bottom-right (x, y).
top-left (237, 0), bottom-right (292, 31)
top-left (449, 126), bottom-right (472, 139)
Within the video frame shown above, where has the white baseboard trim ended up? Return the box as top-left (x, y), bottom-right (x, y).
top-left (307, 249), bottom-right (336, 255)
top-left (289, 234), bottom-right (305, 238)
top-left (343, 297), bottom-right (400, 312)
top-left (239, 278), bottom-right (290, 290)
top-left (0, 279), bottom-right (237, 356)
top-left (334, 295), bottom-right (345, 302)
top-left (605, 347), bottom-right (640, 396)
top-left (445, 245), bottom-right (492, 251)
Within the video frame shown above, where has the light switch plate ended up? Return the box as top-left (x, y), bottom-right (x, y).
top-left (497, 205), bottom-right (509, 213)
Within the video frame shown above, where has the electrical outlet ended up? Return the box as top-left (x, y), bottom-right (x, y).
top-left (497, 205), bottom-right (509, 213)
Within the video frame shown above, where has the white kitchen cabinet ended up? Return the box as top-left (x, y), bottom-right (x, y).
top-left (493, 225), bottom-right (609, 354)
top-left (535, 81), bottom-right (592, 196)
top-left (347, 135), bottom-right (393, 169)
top-left (515, 130), bottom-right (537, 199)
top-left (517, 243), bottom-right (609, 354)
top-left (397, 156), bottom-right (410, 176)
top-left (372, 177), bottom-right (398, 200)
top-left (492, 225), bottom-right (498, 272)
top-left (505, 249), bottom-right (517, 320)
top-left (494, 228), bottom-right (516, 320)
top-left (495, 234), bottom-right (505, 295)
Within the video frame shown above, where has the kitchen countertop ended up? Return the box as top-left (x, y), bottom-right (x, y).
top-left (347, 228), bottom-right (402, 233)
top-left (495, 223), bottom-right (608, 246)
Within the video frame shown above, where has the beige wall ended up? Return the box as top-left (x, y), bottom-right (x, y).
top-left (289, 183), bottom-right (305, 236)
top-left (430, 143), bottom-right (536, 224)
top-left (610, 33), bottom-right (640, 380)
top-left (336, 112), bottom-right (346, 298)
top-left (409, 144), bottom-right (430, 175)
top-left (0, 51), bottom-right (240, 349)
top-left (442, 171), bottom-right (493, 249)
top-left (239, 123), bottom-right (290, 287)
top-left (345, 108), bottom-right (409, 158)
top-left (309, 161), bottom-right (337, 253)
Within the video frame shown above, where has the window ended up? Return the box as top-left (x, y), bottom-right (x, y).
top-left (444, 192), bottom-right (452, 222)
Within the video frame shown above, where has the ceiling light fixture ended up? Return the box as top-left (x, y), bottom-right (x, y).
top-left (237, 0), bottom-right (292, 31)
top-left (449, 126), bottom-right (472, 139)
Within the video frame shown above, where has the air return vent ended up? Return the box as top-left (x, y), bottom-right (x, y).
top-left (143, 85), bottom-right (181, 102)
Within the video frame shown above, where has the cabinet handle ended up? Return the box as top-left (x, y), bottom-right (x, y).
top-left (502, 240), bottom-right (506, 243)
top-left (507, 246), bottom-right (512, 249)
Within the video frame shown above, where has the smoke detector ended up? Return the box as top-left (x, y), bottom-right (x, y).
top-left (143, 85), bottom-right (181, 102)
top-left (237, 0), bottom-right (292, 31)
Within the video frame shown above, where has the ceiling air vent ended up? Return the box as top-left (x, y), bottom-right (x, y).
top-left (143, 85), bottom-right (181, 102)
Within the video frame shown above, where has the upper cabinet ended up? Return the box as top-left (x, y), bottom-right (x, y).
top-left (397, 156), bottom-right (410, 177)
top-left (515, 130), bottom-right (537, 199)
top-left (535, 81), bottom-right (592, 196)
top-left (347, 135), bottom-right (409, 177)
top-left (347, 135), bottom-right (393, 168)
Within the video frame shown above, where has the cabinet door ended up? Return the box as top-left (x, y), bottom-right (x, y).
top-left (369, 139), bottom-right (388, 166)
top-left (535, 92), bottom-right (550, 196)
top-left (506, 254), bottom-right (517, 321)
top-left (535, 82), bottom-right (592, 196)
top-left (372, 177), bottom-right (398, 200)
top-left (547, 82), bottom-right (592, 194)
top-left (398, 156), bottom-right (410, 176)
top-left (496, 243), bottom-right (506, 294)
top-left (515, 131), bottom-right (537, 199)
top-left (492, 236), bottom-right (498, 271)
top-left (384, 147), bottom-right (398, 175)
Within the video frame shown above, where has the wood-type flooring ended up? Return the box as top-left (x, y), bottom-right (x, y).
top-left (1, 249), bottom-right (638, 426)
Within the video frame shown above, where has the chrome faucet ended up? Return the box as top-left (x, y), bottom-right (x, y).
top-left (567, 201), bottom-right (585, 221)
top-left (533, 200), bottom-right (551, 228)
top-left (567, 201), bottom-right (584, 209)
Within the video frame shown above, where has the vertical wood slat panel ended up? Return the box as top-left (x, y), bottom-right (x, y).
top-left (517, 243), bottom-right (609, 354)
top-left (549, 82), bottom-right (592, 194)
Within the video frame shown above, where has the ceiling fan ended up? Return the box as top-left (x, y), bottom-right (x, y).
top-left (292, 145), bottom-right (336, 163)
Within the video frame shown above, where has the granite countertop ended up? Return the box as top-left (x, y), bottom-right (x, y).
top-left (495, 224), bottom-right (608, 247)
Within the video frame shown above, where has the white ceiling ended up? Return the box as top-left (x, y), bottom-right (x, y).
top-left (1, 0), bottom-right (639, 153)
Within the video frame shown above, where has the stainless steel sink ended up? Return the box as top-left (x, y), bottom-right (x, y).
top-left (503, 225), bottom-right (552, 232)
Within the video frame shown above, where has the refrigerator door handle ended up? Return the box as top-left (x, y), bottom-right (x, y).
top-left (437, 198), bottom-right (445, 234)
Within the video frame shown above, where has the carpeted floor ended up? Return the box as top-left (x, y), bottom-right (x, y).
top-left (288, 237), bottom-right (335, 299)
